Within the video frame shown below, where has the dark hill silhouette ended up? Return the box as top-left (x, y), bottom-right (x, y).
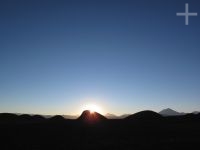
top-left (180, 113), bottom-right (200, 121)
top-left (0, 113), bottom-right (18, 121)
top-left (18, 114), bottom-right (32, 121)
top-left (77, 110), bottom-right (107, 123)
top-left (1, 111), bottom-right (200, 149)
top-left (0, 113), bottom-right (46, 123)
top-left (125, 110), bottom-right (163, 121)
top-left (32, 115), bottom-right (46, 121)
top-left (49, 115), bottom-right (66, 121)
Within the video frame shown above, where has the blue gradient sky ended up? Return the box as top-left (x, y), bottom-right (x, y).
top-left (0, 0), bottom-right (200, 115)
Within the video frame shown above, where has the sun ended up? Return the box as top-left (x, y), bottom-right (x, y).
top-left (82, 104), bottom-right (103, 114)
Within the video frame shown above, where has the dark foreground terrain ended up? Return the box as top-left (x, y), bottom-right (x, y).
top-left (0, 110), bottom-right (200, 150)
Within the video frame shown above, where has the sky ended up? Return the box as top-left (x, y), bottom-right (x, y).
top-left (0, 0), bottom-right (200, 115)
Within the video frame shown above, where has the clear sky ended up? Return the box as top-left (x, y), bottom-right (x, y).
top-left (0, 0), bottom-right (200, 115)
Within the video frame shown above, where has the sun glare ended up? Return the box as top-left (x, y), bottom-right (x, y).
top-left (82, 104), bottom-right (103, 114)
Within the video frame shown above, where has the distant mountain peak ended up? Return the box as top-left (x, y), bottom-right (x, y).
top-left (192, 111), bottom-right (200, 114)
top-left (159, 108), bottom-right (185, 116)
top-left (105, 113), bottom-right (118, 119)
top-left (164, 108), bottom-right (174, 111)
